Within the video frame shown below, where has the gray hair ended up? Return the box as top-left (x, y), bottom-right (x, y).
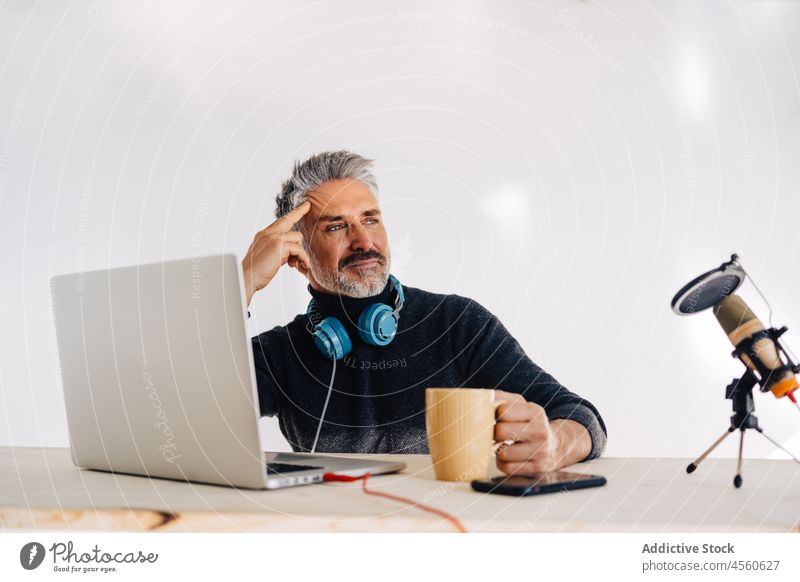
top-left (274, 150), bottom-right (378, 219)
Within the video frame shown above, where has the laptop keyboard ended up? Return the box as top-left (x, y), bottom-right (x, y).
top-left (266, 463), bottom-right (322, 475)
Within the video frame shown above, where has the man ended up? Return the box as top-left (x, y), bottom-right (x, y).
top-left (243, 151), bottom-right (606, 475)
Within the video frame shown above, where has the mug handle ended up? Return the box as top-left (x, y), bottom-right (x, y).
top-left (491, 396), bottom-right (515, 453)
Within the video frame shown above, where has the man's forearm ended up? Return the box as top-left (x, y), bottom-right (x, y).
top-left (550, 418), bottom-right (593, 467)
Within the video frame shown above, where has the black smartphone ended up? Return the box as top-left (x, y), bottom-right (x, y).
top-left (471, 471), bottom-right (606, 496)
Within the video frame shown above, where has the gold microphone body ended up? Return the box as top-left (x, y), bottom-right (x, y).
top-left (713, 294), bottom-right (799, 398)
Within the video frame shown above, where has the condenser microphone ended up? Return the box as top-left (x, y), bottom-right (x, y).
top-left (713, 294), bottom-right (799, 399)
top-left (672, 254), bottom-right (800, 487)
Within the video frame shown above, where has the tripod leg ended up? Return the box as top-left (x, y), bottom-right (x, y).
top-left (755, 428), bottom-right (800, 465)
top-left (687, 428), bottom-right (735, 474)
top-left (734, 429), bottom-right (745, 488)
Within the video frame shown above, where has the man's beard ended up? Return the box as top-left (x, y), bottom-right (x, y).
top-left (309, 249), bottom-right (390, 298)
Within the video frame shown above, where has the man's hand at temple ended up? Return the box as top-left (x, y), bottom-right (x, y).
top-left (494, 389), bottom-right (593, 475)
top-left (241, 200), bottom-right (312, 306)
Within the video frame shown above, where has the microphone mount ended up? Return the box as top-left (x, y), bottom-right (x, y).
top-left (730, 325), bottom-right (800, 395)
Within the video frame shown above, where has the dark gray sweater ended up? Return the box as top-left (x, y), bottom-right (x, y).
top-left (252, 279), bottom-right (607, 460)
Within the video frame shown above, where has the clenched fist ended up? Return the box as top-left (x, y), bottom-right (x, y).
top-left (493, 389), bottom-right (592, 475)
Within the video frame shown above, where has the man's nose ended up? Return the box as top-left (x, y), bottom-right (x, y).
top-left (347, 221), bottom-right (373, 251)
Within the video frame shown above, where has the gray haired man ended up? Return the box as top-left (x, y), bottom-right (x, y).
top-left (243, 151), bottom-right (607, 475)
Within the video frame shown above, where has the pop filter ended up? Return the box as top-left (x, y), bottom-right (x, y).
top-left (671, 254), bottom-right (746, 315)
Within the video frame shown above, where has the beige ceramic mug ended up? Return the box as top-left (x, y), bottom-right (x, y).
top-left (425, 387), bottom-right (505, 482)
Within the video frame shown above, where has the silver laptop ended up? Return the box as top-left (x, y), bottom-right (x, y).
top-left (50, 254), bottom-right (406, 489)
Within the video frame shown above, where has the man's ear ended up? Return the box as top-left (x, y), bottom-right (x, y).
top-left (295, 259), bottom-right (310, 278)
top-left (293, 229), bottom-right (311, 279)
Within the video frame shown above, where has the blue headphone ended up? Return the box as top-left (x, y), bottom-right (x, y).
top-left (306, 274), bottom-right (405, 360)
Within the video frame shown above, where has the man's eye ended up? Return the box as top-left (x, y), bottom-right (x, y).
top-left (365, 218), bottom-right (379, 225)
top-left (326, 224), bottom-right (346, 232)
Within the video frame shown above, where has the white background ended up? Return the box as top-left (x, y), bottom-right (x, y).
top-left (1, 0), bottom-right (799, 458)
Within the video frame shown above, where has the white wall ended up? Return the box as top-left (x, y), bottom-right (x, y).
top-left (1, 0), bottom-right (799, 459)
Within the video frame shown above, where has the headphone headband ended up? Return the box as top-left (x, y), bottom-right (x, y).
top-left (388, 273), bottom-right (404, 315)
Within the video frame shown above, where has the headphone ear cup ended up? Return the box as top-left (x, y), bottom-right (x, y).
top-left (358, 304), bottom-right (397, 346)
top-left (312, 317), bottom-right (352, 360)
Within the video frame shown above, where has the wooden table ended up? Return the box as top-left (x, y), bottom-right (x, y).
top-left (1, 447), bottom-right (798, 532)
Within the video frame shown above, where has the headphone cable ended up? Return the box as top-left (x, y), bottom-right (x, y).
top-left (310, 357), bottom-right (336, 453)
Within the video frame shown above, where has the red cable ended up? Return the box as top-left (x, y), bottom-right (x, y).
top-left (786, 391), bottom-right (800, 415)
top-left (323, 472), bottom-right (468, 533)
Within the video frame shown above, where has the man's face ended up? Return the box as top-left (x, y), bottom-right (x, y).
top-left (300, 178), bottom-right (391, 298)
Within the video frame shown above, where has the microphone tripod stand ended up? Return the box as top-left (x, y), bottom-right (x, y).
top-left (686, 369), bottom-right (800, 488)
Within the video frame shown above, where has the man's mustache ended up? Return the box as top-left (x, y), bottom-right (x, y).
top-left (339, 250), bottom-right (385, 269)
